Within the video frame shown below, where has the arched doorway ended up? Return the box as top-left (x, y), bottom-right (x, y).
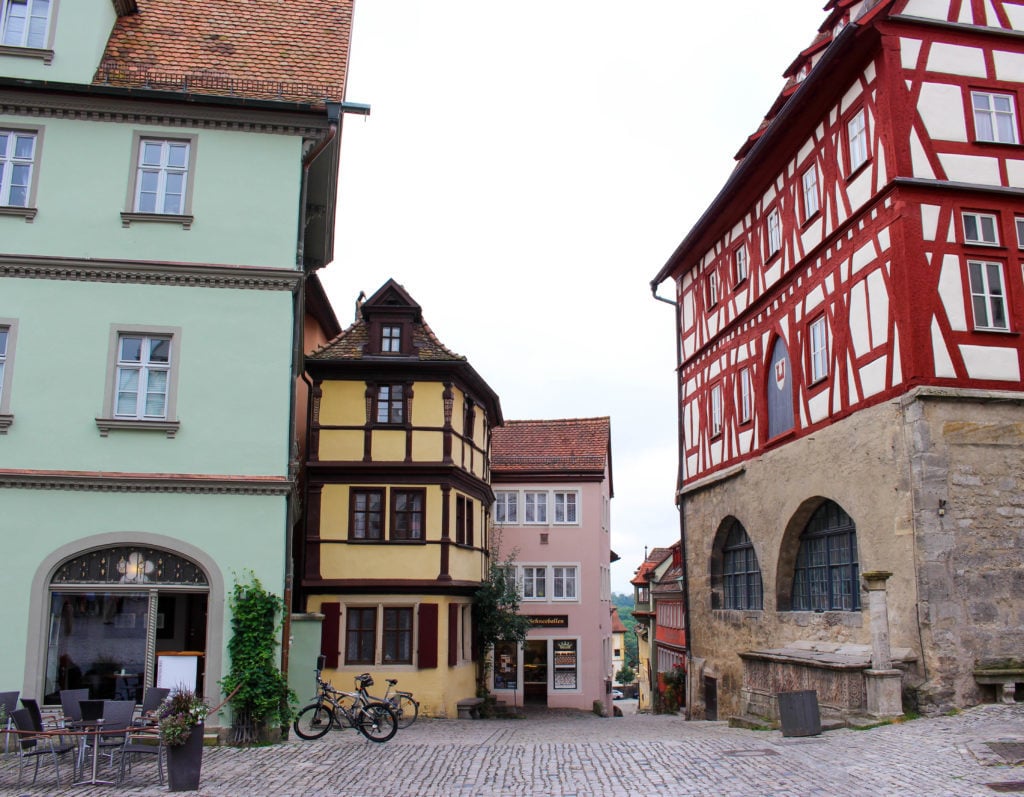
top-left (44, 545), bottom-right (209, 704)
top-left (767, 337), bottom-right (794, 439)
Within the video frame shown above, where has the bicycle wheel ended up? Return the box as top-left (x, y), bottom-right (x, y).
top-left (393, 694), bottom-right (419, 728)
top-left (355, 701), bottom-right (397, 742)
top-left (294, 703), bottom-right (336, 740)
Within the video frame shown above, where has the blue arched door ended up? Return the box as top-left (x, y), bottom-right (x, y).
top-left (767, 337), bottom-right (794, 438)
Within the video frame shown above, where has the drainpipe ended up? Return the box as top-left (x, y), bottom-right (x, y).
top-left (651, 282), bottom-right (693, 720)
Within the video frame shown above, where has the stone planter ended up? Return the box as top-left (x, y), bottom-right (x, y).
top-left (166, 722), bottom-right (204, 792)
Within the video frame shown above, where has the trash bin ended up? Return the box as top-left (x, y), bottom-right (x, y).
top-left (777, 690), bottom-right (821, 737)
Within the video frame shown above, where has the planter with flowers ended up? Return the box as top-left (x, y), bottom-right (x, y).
top-left (157, 687), bottom-right (210, 792)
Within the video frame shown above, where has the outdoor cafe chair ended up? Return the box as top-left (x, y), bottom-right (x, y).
top-left (20, 697), bottom-right (62, 731)
top-left (1, 690), bottom-right (18, 754)
top-left (59, 687), bottom-right (89, 725)
top-left (96, 700), bottom-right (136, 768)
top-left (10, 706), bottom-right (76, 788)
top-left (134, 686), bottom-right (169, 726)
top-left (117, 723), bottom-right (165, 786)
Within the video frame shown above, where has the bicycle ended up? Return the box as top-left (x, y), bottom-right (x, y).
top-left (376, 678), bottom-right (419, 729)
top-left (293, 667), bottom-right (398, 743)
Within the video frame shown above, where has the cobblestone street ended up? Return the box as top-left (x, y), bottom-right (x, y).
top-left (3, 703), bottom-right (1022, 796)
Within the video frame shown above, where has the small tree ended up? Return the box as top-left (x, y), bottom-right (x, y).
top-left (220, 573), bottom-right (296, 745)
top-left (615, 664), bottom-right (636, 686)
top-left (472, 543), bottom-right (531, 695)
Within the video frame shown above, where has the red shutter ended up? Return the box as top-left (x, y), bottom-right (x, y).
top-left (418, 603), bottom-right (438, 669)
top-left (448, 603), bottom-right (459, 666)
top-left (320, 602), bottom-right (341, 669)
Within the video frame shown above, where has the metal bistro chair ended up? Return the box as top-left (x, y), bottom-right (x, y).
top-left (10, 707), bottom-right (76, 788)
top-left (118, 723), bottom-right (165, 786)
top-left (134, 686), bottom-right (170, 727)
top-left (20, 697), bottom-right (62, 731)
top-left (96, 700), bottom-right (136, 770)
top-left (59, 687), bottom-right (90, 726)
top-left (0, 690), bottom-right (19, 754)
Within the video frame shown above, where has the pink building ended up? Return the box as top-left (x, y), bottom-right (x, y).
top-left (490, 418), bottom-right (614, 712)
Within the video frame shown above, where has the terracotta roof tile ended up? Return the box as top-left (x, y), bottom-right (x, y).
top-left (610, 608), bottom-right (628, 633)
top-left (307, 316), bottom-right (466, 362)
top-left (94, 0), bottom-right (353, 104)
top-left (491, 417), bottom-right (610, 473)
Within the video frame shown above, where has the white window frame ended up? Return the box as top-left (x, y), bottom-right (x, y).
top-left (707, 270), bottom-right (719, 306)
top-left (553, 491), bottom-right (578, 525)
top-left (0, 0), bottom-right (54, 51)
top-left (122, 132), bottom-right (198, 228)
top-left (962, 211), bottom-right (999, 246)
top-left (766, 208), bottom-right (782, 257)
top-left (0, 128), bottom-right (34, 206)
top-left (710, 383), bottom-right (723, 437)
top-left (114, 333), bottom-right (172, 420)
top-left (1015, 217), bottom-right (1024, 249)
top-left (552, 566), bottom-right (578, 601)
top-left (733, 243), bottom-right (748, 284)
top-left (847, 108), bottom-right (869, 171)
top-left (0, 126), bottom-right (41, 215)
top-left (524, 491), bottom-right (548, 524)
top-left (0, 318), bottom-right (17, 432)
top-left (98, 324), bottom-right (182, 438)
top-left (968, 260), bottom-right (1010, 331)
top-left (494, 491), bottom-right (518, 525)
top-left (801, 165), bottom-right (820, 220)
top-left (809, 315), bottom-right (829, 382)
top-left (972, 90), bottom-right (1019, 145)
top-left (739, 366), bottom-right (752, 424)
top-left (522, 566), bottom-right (547, 600)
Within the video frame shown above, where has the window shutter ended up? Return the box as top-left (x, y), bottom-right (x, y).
top-left (320, 602), bottom-right (341, 669)
top-left (448, 603), bottom-right (459, 666)
top-left (418, 603), bottom-right (438, 669)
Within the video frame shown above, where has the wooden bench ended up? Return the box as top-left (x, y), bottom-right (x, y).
top-left (456, 697), bottom-right (484, 719)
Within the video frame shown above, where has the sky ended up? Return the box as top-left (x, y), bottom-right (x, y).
top-left (321, 1), bottom-right (828, 594)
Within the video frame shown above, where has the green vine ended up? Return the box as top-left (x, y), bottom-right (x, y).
top-left (220, 573), bottom-right (296, 745)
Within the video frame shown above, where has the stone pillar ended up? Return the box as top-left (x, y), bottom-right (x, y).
top-left (861, 571), bottom-right (903, 717)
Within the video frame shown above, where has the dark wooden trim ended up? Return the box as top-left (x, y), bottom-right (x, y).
top-left (299, 579), bottom-right (482, 597)
top-left (491, 471), bottom-right (605, 484)
top-left (418, 603), bottom-right (438, 669)
top-left (320, 602), bottom-right (341, 668)
top-left (348, 486), bottom-right (385, 542)
top-left (439, 484), bottom-right (452, 581)
top-left (309, 382), bottom-right (322, 463)
top-left (389, 487), bottom-right (426, 542)
top-left (307, 462), bottom-right (493, 502)
top-left (448, 603), bottom-right (459, 667)
top-left (304, 485), bottom-right (323, 580)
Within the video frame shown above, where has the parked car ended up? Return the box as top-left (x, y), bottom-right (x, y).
top-left (611, 689), bottom-right (624, 700)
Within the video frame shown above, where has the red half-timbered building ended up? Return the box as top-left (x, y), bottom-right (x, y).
top-left (652, 0), bottom-right (1024, 723)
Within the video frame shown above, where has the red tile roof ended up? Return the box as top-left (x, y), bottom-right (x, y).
top-left (610, 608), bottom-right (628, 634)
top-left (94, 0), bottom-right (354, 104)
top-left (491, 417), bottom-right (610, 474)
top-left (629, 546), bottom-right (673, 586)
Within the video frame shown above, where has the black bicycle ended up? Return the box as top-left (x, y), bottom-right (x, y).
top-left (293, 666), bottom-right (397, 743)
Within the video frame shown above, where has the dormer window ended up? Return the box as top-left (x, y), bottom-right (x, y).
top-left (795, 64), bottom-right (810, 83)
top-left (381, 324), bottom-right (402, 353)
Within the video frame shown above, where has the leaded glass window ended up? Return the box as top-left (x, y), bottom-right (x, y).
top-left (722, 521), bottom-right (762, 610)
top-left (792, 501), bottom-right (859, 611)
top-left (52, 547), bottom-right (207, 585)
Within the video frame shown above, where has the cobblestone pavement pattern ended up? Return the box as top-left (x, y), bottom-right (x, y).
top-left (2, 703), bottom-right (1022, 796)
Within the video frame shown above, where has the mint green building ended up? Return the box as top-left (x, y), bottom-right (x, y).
top-left (0, 0), bottom-right (361, 720)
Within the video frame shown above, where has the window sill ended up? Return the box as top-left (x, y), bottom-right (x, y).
top-left (972, 326), bottom-right (1018, 335)
top-left (0, 44), bottom-right (53, 64)
top-left (96, 418), bottom-right (180, 438)
top-left (963, 241), bottom-right (1003, 249)
top-left (120, 212), bottom-right (194, 230)
top-left (800, 210), bottom-right (821, 229)
top-left (0, 413), bottom-right (12, 434)
top-left (0, 205), bottom-right (37, 222)
top-left (845, 159), bottom-right (871, 181)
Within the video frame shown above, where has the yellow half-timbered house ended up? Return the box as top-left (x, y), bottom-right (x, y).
top-left (300, 279), bottom-right (502, 717)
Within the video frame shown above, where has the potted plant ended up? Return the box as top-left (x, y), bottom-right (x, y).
top-left (157, 687), bottom-right (210, 792)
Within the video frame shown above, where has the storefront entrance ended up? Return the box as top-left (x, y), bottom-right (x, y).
top-left (44, 545), bottom-right (209, 704)
top-left (523, 639), bottom-right (548, 705)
